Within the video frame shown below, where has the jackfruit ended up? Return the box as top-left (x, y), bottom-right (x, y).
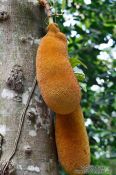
top-left (55, 105), bottom-right (90, 175)
top-left (36, 23), bottom-right (81, 114)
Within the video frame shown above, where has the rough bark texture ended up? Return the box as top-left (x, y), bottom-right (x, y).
top-left (0, 0), bottom-right (59, 174)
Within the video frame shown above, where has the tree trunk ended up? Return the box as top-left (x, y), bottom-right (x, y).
top-left (0, 0), bottom-right (59, 174)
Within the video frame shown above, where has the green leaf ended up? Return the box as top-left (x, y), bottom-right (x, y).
top-left (75, 72), bottom-right (85, 81)
top-left (69, 57), bottom-right (87, 69)
top-left (62, 0), bottom-right (66, 11)
top-left (79, 82), bottom-right (87, 92)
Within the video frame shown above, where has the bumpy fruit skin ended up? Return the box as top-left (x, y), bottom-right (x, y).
top-left (36, 23), bottom-right (81, 114)
top-left (55, 105), bottom-right (90, 175)
top-left (36, 23), bottom-right (90, 175)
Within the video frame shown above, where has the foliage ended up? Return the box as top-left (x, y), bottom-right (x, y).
top-left (69, 57), bottom-right (87, 82)
top-left (50, 0), bottom-right (116, 174)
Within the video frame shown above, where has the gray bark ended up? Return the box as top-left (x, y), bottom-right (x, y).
top-left (0, 0), bottom-right (59, 174)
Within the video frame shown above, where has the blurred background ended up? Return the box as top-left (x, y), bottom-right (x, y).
top-left (49, 0), bottom-right (116, 174)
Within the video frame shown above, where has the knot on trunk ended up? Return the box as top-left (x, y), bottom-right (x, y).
top-left (6, 65), bottom-right (24, 93)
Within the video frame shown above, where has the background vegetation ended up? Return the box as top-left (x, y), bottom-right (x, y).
top-left (49, 0), bottom-right (116, 174)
